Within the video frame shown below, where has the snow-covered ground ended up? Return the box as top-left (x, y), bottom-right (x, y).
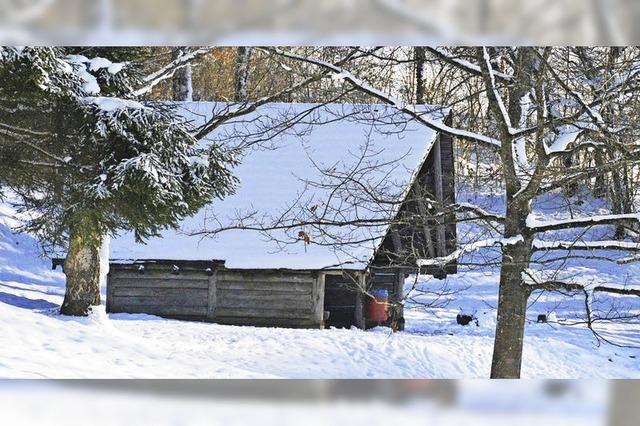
top-left (0, 381), bottom-right (609, 426)
top-left (0, 194), bottom-right (638, 378)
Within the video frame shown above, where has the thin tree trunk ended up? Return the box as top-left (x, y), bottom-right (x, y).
top-left (414, 46), bottom-right (426, 104)
top-left (235, 47), bottom-right (252, 101)
top-left (172, 48), bottom-right (193, 101)
top-left (490, 242), bottom-right (532, 378)
top-left (563, 153), bottom-right (578, 196)
top-left (593, 149), bottom-right (607, 198)
top-left (60, 226), bottom-right (102, 316)
top-left (491, 187), bottom-right (533, 378)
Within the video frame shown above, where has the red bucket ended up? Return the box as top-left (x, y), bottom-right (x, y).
top-left (367, 289), bottom-right (389, 322)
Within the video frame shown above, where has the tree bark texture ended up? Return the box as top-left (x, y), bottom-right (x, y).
top-left (415, 46), bottom-right (426, 104)
top-left (479, 47), bottom-right (537, 378)
top-left (235, 47), bottom-right (252, 101)
top-left (172, 48), bottom-right (193, 101)
top-left (490, 239), bottom-right (532, 378)
top-left (60, 227), bottom-right (102, 316)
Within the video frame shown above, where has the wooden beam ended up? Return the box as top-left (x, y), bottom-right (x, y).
top-left (394, 269), bottom-right (405, 331)
top-left (415, 187), bottom-right (436, 258)
top-left (432, 137), bottom-right (447, 257)
top-left (314, 273), bottom-right (326, 329)
top-left (207, 268), bottom-right (217, 321)
top-left (393, 270), bottom-right (404, 302)
top-left (390, 228), bottom-right (404, 255)
top-left (353, 273), bottom-right (366, 329)
top-left (105, 273), bottom-right (113, 312)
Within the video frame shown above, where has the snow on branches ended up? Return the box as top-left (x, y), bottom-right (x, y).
top-left (0, 47), bottom-right (236, 245)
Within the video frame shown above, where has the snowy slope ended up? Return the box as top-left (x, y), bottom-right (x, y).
top-left (1, 199), bottom-right (638, 378)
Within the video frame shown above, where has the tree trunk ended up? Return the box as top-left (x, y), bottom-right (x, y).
top-left (235, 47), bottom-right (252, 101)
top-left (414, 46), bottom-right (426, 104)
top-left (593, 150), bottom-right (607, 198)
top-left (490, 191), bottom-right (533, 378)
top-left (563, 153), bottom-right (578, 196)
top-left (490, 241), bottom-right (531, 378)
top-left (481, 47), bottom-right (536, 378)
top-left (172, 48), bottom-right (193, 101)
top-left (60, 227), bottom-right (102, 316)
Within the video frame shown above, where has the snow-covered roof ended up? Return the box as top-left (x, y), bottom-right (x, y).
top-left (110, 102), bottom-right (444, 270)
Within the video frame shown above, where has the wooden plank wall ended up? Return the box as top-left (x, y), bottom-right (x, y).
top-left (107, 266), bottom-right (210, 319)
top-left (107, 264), bottom-right (323, 328)
top-left (215, 269), bottom-right (321, 328)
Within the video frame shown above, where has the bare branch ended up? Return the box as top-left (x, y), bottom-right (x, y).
top-left (425, 47), bottom-right (514, 83)
top-left (264, 47), bottom-right (502, 149)
top-left (134, 47), bottom-right (219, 97)
top-left (193, 48), bottom-right (360, 140)
top-left (529, 213), bottom-right (640, 233)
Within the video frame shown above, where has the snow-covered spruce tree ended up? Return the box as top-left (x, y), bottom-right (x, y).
top-left (0, 47), bottom-right (235, 315)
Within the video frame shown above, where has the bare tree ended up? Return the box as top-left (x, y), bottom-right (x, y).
top-left (191, 46), bottom-right (640, 378)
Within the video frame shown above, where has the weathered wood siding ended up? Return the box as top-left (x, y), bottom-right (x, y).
top-left (371, 116), bottom-right (457, 276)
top-left (107, 263), bottom-right (323, 328)
top-left (107, 265), bottom-right (211, 319)
top-left (215, 269), bottom-right (322, 328)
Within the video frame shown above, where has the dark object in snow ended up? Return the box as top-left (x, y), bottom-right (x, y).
top-left (456, 314), bottom-right (474, 326)
top-left (390, 314), bottom-right (405, 333)
top-left (537, 314), bottom-right (547, 323)
top-left (389, 303), bottom-right (404, 332)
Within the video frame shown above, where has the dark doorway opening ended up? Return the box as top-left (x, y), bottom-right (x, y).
top-left (323, 275), bottom-right (357, 328)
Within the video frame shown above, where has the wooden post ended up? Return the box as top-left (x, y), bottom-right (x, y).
top-left (206, 267), bottom-right (217, 321)
top-left (105, 271), bottom-right (113, 313)
top-left (353, 272), bottom-right (366, 329)
top-left (394, 269), bottom-right (405, 331)
top-left (314, 273), bottom-right (326, 329)
top-left (391, 229), bottom-right (404, 254)
top-left (415, 188), bottom-right (436, 258)
top-left (432, 137), bottom-right (447, 257)
top-left (393, 269), bottom-right (404, 302)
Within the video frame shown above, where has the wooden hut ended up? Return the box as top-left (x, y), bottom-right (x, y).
top-left (104, 102), bottom-right (457, 330)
